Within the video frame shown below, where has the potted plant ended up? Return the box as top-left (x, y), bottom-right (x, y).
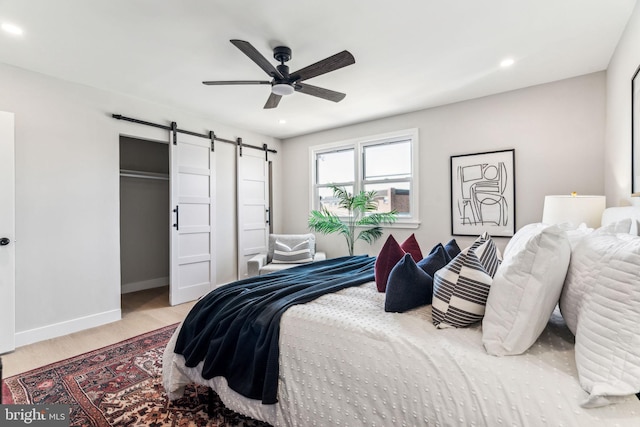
top-left (308, 185), bottom-right (398, 256)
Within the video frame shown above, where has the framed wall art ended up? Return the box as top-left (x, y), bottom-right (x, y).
top-left (450, 149), bottom-right (515, 237)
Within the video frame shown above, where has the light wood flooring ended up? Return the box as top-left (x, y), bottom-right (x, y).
top-left (1, 286), bottom-right (195, 377)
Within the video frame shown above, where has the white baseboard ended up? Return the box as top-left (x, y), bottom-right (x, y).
top-left (121, 277), bottom-right (168, 294)
top-left (15, 308), bottom-right (122, 348)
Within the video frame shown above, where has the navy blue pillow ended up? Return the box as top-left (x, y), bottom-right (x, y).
top-left (417, 244), bottom-right (450, 277)
top-left (444, 239), bottom-right (461, 260)
top-left (385, 253), bottom-right (433, 313)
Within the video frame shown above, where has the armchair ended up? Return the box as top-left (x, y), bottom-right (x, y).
top-left (247, 233), bottom-right (326, 277)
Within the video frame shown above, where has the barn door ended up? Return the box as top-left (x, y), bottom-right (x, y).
top-left (0, 111), bottom-right (15, 353)
top-left (237, 145), bottom-right (269, 279)
top-left (169, 128), bottom-right (216, 305)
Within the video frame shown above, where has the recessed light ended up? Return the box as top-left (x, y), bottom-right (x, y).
top-left (1, 22), bottom-right (24, 36)
top-left (500, 58), bottom-right (515, 68)
top-left (279, 119), bottom-right (287, 124)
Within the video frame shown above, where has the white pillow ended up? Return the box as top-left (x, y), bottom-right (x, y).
top-left (602, 218), bottom-right (633, 234)
top-left (272, 239), bottom-right (313, 264)
top-left (559, 219), bottom-right (632, 335)
top-left (483, 223), bottom-right (571, 356)
top-left (556, 222), bottom-right (594, 249)
top-left (574, 232), bottom-right (640, 407)
top-left (601, 206), bottom-right (640, 235)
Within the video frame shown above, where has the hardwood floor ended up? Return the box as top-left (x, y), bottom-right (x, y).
top-left (1, 286), bottom-right (195, 377)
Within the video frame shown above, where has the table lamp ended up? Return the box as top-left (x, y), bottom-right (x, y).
top-left (541, 193), bottom-right (606, 228)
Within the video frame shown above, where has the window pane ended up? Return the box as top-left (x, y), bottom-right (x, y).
top-left (318, 185), bottom-right (354, 216)
top-left (317, 149), bottom-right (354, 184)
top-left (363, 140), bottom-right (411, 180)
top-left (364, 182), bottom-right (411, 215)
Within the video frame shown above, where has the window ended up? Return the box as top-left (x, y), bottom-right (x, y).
top-left (311, 129), bottom-right (419, 226)
top-left (315, 148), bottom-right (355, 216)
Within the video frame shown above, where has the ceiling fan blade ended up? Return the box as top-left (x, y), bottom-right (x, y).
top-left (202, 80), bottom-right (271, 85)
top-left (230, 39), bottom-right (283, 80)
top-left (295, 83), bottom-right (346, 102)
top-left (264, 93), bottom-right (282, 109)
top-left (291, 50), bottom-right (355, 82)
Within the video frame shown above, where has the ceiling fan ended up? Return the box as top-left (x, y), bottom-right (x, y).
top-left (203, 39), bottom-right (355, 109)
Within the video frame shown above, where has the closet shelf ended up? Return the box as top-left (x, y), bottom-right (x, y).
top-left (120, 169), bottom-right (169, 181)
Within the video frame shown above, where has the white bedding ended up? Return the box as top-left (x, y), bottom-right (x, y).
top-left (163, 281), bottom-right (640, 426)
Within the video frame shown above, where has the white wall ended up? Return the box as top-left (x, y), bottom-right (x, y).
top-left (0, 62), bottom-right (281, 346)
top-left (606, 1), bottom-right (640, 206)
top-left (282, 72), bottom-right (606, 256)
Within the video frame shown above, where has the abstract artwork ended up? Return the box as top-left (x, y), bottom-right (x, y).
top-left (450, 149), bottom-right (515, 237)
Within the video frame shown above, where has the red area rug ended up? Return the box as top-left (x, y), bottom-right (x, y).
top-left (1, 324), bottom-right (271, 426)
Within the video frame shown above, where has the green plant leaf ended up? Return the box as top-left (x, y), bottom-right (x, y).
top-left (308, 208), bottom-right (349, 236)
top-left (357, 227), bottom-right (384, 244)
top-left (330, 185), bottom-right (353, 212)
top-left (357, 211), bottom-right (398, 226)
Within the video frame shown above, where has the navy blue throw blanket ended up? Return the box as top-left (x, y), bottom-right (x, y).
top-left (173, 255), bottom-right (376, 404)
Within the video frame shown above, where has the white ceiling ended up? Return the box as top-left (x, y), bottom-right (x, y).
top-left (0, 0), bottom-right (636, 139)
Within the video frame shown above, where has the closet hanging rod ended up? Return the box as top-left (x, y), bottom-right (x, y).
top-left (112, 114), bottom-right (277, 154)
top-left (120, 169), bottom-right (169, 181)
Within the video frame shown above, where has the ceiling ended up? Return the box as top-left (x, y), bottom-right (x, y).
top-left (0, 1), bottom-right (637, 139)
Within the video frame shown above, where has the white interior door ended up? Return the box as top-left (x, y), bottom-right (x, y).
top-left (170, 130), bottom-right (216, 306)
top-left (237, 147), bottom-right (269, 279)
top-left (0, 111), bottom-right (15, 354)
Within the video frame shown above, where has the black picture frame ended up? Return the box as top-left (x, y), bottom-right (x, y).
top-left (632, 64), bottom-right (640, 193)
top-left (450, 149), bottom-right (516, 237)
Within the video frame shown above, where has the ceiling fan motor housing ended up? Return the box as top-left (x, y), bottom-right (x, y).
top-left (273, 46), bottom-right (292, 63)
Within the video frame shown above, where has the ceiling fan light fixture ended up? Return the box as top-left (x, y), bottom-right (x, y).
top-left (272, 83), bottom-right (294, 96)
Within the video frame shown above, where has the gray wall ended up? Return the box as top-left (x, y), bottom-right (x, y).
top-left (0, 62), bottom-right (281, 346)
top-left (606, 1), bottom-right (640, 206)
top-left (282, 72), bottom-right (606, 257)
top-left (120, 176), bottom-right (169, 288)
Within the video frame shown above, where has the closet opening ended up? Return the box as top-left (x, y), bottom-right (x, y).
top-left (119, 135), bottom-right (170, 306)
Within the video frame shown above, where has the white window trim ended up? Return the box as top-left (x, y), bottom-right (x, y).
top-left (309, 128), bottom-right (420, 229)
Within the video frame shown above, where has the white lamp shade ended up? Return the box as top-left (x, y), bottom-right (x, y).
top-left (542, 195), bottom-right (606, 228)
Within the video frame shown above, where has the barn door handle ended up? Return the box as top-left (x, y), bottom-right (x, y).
top-left (0, 237), bottom-right (10, 246)
top-left (265, 208), bottom-right (270, 225)
top-left (173, 206), bottom-right (179, 230)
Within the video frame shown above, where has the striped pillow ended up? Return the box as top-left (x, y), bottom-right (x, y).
top-left (271, 239), bottom-right (313, 264)
top-left (432, 233), bottom-right (501, 328)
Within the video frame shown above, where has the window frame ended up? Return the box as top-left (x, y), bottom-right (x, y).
top-left (309, 128), bottom-right (420, 228)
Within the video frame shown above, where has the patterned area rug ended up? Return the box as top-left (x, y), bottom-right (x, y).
top-left (1, 324), bottom-right (271, 426)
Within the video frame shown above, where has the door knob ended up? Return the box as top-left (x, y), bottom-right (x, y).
top-left (0, 237), bottom-right (10, 246)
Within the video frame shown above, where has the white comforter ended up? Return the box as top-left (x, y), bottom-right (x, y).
top-left (163, 281), bottom-right (640, 426)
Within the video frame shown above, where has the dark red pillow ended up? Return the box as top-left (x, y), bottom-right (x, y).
top-left (375, 235), bottom-right (405, 292)
top-left (400, 233), bottom-right (423, 262)
top-left (375, 234), bottom-right (424, 292)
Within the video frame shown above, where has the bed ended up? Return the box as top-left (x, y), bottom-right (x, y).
top-left (163, 208), bottom-right (640, 426)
